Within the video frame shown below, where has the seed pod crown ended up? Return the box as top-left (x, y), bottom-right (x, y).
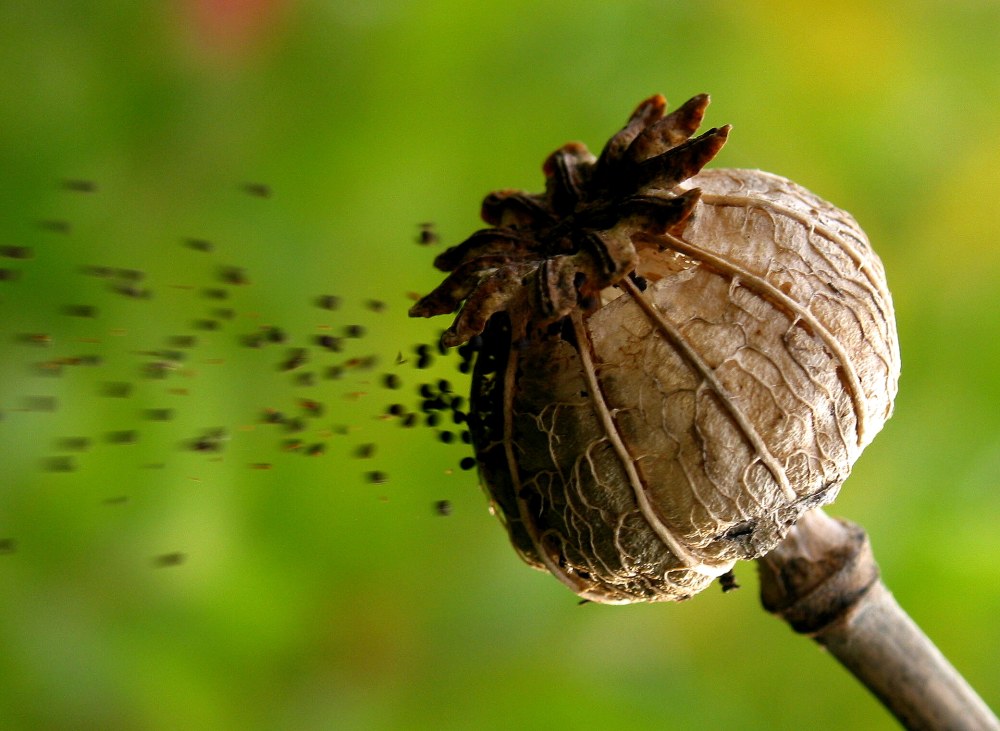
top-left (411, 94), bottom-right (900, 603)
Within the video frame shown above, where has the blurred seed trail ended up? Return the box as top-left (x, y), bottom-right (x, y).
top-left (2, 191), bottom-right (477, 563)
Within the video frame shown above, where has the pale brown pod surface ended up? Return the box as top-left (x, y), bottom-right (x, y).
top-left (411, 95), bottom-right (900, 603)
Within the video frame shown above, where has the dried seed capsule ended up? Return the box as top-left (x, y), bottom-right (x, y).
top-left (410, 93), bottom-right (900, 604)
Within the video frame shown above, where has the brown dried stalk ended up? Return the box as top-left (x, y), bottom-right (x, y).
top-left (758, 509), bottom-right (1000, 731)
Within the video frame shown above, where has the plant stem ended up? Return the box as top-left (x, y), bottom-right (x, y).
top-left (757, 509), bottom-right (999, 731)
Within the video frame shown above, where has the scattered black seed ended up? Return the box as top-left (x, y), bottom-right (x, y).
top-left (242, 333), bottom-right (264, 348)
top-left (294, 372), bottom-right (316, 387)
top-left (422, 398), bottom-right (447, 412)
top-left (1, 246), bottom-right (33, 259)
top-left (437, 379), bottom-right (452, 393)
top-left (117, 268), bottom-right (145, 282)
top-left (168, 335), bottom-right (198, 348)
top-left (18, 333), bottom-right (52, 346)
top-left (366, 299), bottom-right (387, 313)
top-left (300, 399), bottom-right (323, 417)
top-left (58, 304), bottom-right (97, 318)
top-left (32, 360), bottom-right (64, 377)
top-left (460, 431), bottom-right (471, 444)
top-left (382, 373), bottom-right (401, 389)
top-left (324, 365), bottom-right (344, 380)
top-left (265, 326), bottom-right (286, 343)
top-left (0, 538), bottom-right (15, 554)
top-left (419, 384), bottom-right (434, 399)
top-left (77, 355), bottom-right (102, 366)
top-left (452, 411), bottom-right (467, 425)
top-left (283, 417), bottom-right (305, 433)
top-left (347, 355), bottom-right (378, 371)
top-left (720, 570), bottom-right (741, 593)
top-left (0, 268), bottom-right (18, 281)
top-left (416, 222), bottom-right (439, 245)
top-left (451, 396), bottom-right (466, 411)
top-left (262, 409), bottom-right (285, 424)
top-left (184, 237), bottom-right (213, 252)
top-left (219, 265), bottom-right (249, 285)
top-left (106, 430), bottom-right (138, 444)
top-left (42, 456), bottom-right (76, 472)
top-left (56, 437), bottom-right (91, 451)
top-left (459, 456), bottom-right (476, 470)
top-left (387, 403), bottom-right (405, 417)
top-left (154, 552), bottom-right (186, 567)
top-left (315, 334), bottom-right (342, 352)
top-left (416, 353), bottom-right (432, 369)
top-left (100, 382), bottom-right (132, 398)
top-left (62, 179), bottom-right (98, 192)
top-left (203, 287), bottom-right (228, 300)
top-left (401, 413), bottom-right (418, 428)
top-left (112, 283), bottom-right (149, 299)
top-left (23, 395), bottom-right (57, 411)
top-left (457, 361), bottom-right (470, 374)
top-left (81, 265), bottom-right (114, 277)
top-left (316, 294), bottom-right (340, 310)
top-left (143, 409), bottom-right (174, 421)
top-left (142, 361), bottom-right (176, 379)
top-left (425, 413), bottom-right (440, 428)
top-left (438, 431), bottom-right (455, 444)
top-left (281, 348), bottom-right (308, 371)
top-left (434, 500), bottom-right (452, 516)
top-left (629, 272), bottom-right (648, 292)
top-left (344, 324), bottom-right (365, 338)
top-left (367, 470), bottom-right (388, 484)
top-left (332, 424), bottom-right (350, 436)
top-left (193, 319), bottom-right (218, 331)
top-left (188, 428), bottom-right (227, 452)
top-left (305, 443), bottom-right (325, 456)
top-left (213, 307), bottom-right (235, 320)
top-left (242, 182), bottom-right (272, 198)
top-left (354, 443), bottom-right (376, 459)
top-left (38, 220), bottom-right (70, 233)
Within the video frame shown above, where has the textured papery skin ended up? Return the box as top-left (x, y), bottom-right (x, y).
top-left (411, 95), bottom-right (900, 603)
top-left (468, 169), bottom-right (898, 603)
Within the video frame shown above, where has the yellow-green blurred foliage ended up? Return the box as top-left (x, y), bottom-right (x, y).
top-left (1, 2), bottom-right (997, 729)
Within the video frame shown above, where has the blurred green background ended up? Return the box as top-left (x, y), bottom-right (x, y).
top-left (1, 2), bottom-right (998, 729)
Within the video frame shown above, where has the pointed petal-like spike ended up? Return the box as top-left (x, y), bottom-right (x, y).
top-left (433, 228), bottom-right (524, 272)
top-left (627, 94), bottom-right (711, 162)
top-left (410, 254), bottom-right (515, 318)
top-left (617, 188), bottom-right (703, 234)
top-left (441, 264), bottom-right (533, 346)
top-left (595, 94), bottom-right (666, 170)
top-left (634, 124), bottom-right (730, 191)
top-left (481, 190), bottom-right (552, 227)
top-left (543, 142), bottom-right (594, 215)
